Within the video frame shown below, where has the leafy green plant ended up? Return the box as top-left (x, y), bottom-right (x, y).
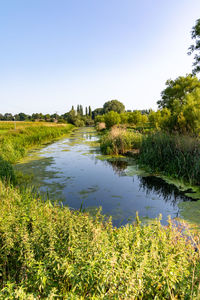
top-left (0, 181), bottom-right (199, 298)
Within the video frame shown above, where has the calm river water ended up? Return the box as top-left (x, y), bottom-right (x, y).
top-left (15, 127), bottom-right (195, 227)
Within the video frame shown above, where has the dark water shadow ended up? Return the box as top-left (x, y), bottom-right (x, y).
top-left (138, 176), bottom-right (196, 205)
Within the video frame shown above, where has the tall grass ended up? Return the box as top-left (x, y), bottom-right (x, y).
top-left (0, 181), bottom-right (199, 298)
top-left (0, 123), bottom-right (74, 163)
top-left (100, 127), bottom-right (142, 155)
top-left (139, 132), bottom-right (200, 184)
top-left (0, 123), bottom-right (73, 184)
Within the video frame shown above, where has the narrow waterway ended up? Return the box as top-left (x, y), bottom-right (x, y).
top-left (15, 127), bottom-right (197, 227)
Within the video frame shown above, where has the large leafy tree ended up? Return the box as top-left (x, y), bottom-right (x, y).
top-left (103, 100), bottom-right (125, 114)
top-left (92, 108), bottom-right (104, 119)
top-left (188, 18), bottom-right (200, 74)
top-left (157, 75), bottom-right (200, 111)
top-left (104, 111), bottom-right (121, 129)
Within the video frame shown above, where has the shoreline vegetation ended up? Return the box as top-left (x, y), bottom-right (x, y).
top-left (0, 122), bottom-right (74, 183)
top-left (1, 16), bottom-right (200, 298)
top-left (0, 122), bottom-right (200, 297)
top-left (0, 181), bottom-right (200, 299)
top-left (99, 125), bottom-right (200, 186)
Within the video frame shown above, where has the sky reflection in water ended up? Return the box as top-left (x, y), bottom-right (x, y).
top-left (15, 128), bottom-right (195, 227)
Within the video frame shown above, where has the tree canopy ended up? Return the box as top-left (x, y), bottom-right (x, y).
top-left (157, 75), bottom-right (200, 111)
top-left (188, 18), bottom-right (200, 74)
top-left (103, 100), bottom-right (125, 114)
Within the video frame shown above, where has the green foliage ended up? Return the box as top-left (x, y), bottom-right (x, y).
top-left (74, 119), bottom-right (85, 127)
top-left (0, 181), bottom-right (199, 298)
top-left (67, 109), bottom-right (77, 125)
top-left (103, 99), bottom-right (125, 114)
top-left (0, 157), bottom-right (16, 184)
top-left (104, 111), bottom-right (121, 129)
top-left (92, 108), bottom-right (104, 120)
top-left (127, 111), bottom-right (148, 126)
top-left (95, 111), bottom-right (149, 130)
top-left (67, 107), bottom-right (94, 127)
top-left (0, 124), bottom-right (74, 163)
top-left (88, 106), bottom-right (92, 118)
top-left (139, 132), bottom-right (200, 184)
top-left (94, 114), bottom-right (105, 124)
top-left (100, 127), bottom-right (142, 155)
top-left (157, 75), bottom-right (200, 110)
top-left (188, 18), bottom-right (200, 74)
top-left (158, 88), bottom-right (200, 135)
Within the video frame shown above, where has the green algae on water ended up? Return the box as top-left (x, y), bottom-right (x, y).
top-left (179, 200), bottom-right (200, 229)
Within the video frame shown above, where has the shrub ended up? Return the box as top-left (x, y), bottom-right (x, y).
top-left (104, 111), bottom-right (121, 129)
top-left (100, 127), bottom-right (142, 155)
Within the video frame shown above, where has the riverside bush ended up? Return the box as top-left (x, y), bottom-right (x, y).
top-left (100, 127), bottom-right (142, 155)
top-left (139, 132), bottom-right (200, 184)
top-left (0, 181), bottom-right (199, 298)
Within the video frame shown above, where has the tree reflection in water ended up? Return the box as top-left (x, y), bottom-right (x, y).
top-left (138, 176), bottom-right (196, 206)
top-left (106, 159), bottom-right (128, 176)
top-left (104, 158), bottom-right (197, 207)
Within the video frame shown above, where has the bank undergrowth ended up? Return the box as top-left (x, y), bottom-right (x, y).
top-left (0, 181), bottom-right (199, 299)
top-left (0, 124), bottom-right (74, 183)
top-left (99, 125), bottom-right (200, 185)
top-left (139, 132), bottom-right (200, 185)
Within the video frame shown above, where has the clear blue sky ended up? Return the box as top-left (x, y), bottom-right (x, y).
top-left (0, 0), bottom-right (200, 114)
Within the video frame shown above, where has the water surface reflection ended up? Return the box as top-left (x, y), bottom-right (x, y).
top-left (15, 127), bottom-right (196, 227)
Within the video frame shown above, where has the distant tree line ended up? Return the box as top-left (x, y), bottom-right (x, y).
top-left (0, 105), bottom-right (94, 127)
top-left (0, 100), bottom-right (149, 127)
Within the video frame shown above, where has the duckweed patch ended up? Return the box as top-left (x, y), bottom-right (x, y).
top-left (179, 200), bottom-right (200, 228)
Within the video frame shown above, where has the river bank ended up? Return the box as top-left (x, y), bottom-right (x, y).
top-left (1, 125), bottom-right (200, 298)
top-left (13, 126), bottom-right (200, 229)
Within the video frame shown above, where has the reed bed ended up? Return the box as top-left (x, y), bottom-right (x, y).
top-left (139, 132), bottom-right (200, 185)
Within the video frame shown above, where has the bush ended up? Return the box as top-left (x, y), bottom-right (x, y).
top-left (100, 127), bottom-right (142, 155)
top-left (104, 111), bottom-right (121, 129)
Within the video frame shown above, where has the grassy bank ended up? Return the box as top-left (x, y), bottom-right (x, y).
top-left (0, 122), bottom-right (74, 183)
top-left (0, 181), bottom-right (199, 299)
top-left (0, 123), bottom-right (74, 163)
